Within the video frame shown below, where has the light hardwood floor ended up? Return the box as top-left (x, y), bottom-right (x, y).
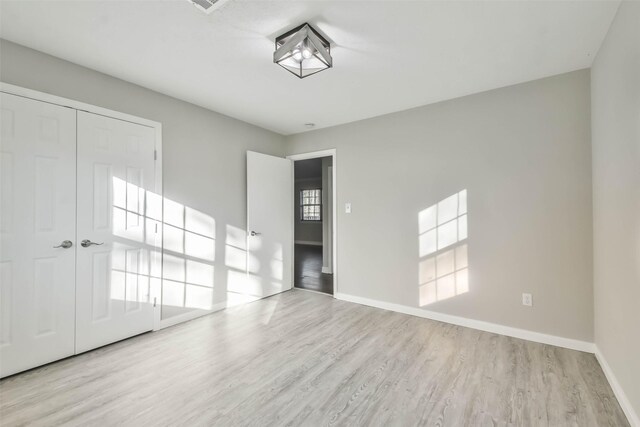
top-left (0, 290), bottom-right (629, 426)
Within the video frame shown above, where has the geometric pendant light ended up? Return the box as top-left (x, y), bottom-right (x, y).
top-left (274, 23), bottom-right (332, 79)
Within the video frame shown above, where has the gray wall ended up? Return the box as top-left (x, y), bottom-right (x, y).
top-left (0, 39), bottom-right (287, 320)
top-left (287, 70), bottom-right (594, 342)
top-left (294, 177), bottom-right (323, 244)
top-left (0, 40), bottom-right (603, 348)
top-left (591, 1), bottom-right (640, 419)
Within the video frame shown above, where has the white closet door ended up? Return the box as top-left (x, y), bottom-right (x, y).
top-left (0, 92), bottom-right (77, 377)
top-left (75, 111), bottom-right (159, 353)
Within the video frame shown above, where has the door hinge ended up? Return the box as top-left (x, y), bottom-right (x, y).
top-left (155, 223), bottom-right (158, 233)
top-left (153, 297), bottom-right (157, 308)
top-left (154, 150), bottom-right (157, 160)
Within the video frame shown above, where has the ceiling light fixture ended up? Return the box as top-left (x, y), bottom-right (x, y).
top-left (185, 0), bottom-right (229, 14)
top-left (274, 23), bottom-right (332, 79)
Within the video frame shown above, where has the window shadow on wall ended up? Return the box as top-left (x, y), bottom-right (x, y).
top-left (418, 190), bottom-right (469, 306)
top-left (110, 177), bottom-right (278, 318)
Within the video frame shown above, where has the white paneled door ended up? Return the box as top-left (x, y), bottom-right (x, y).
top-left (75, 111), bottom-right (159, 353)
top-left (0, 93), bottom-right (77, 377)
top-left (246, 151), bottom-right (293, 299)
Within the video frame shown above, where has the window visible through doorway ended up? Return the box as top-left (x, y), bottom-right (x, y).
top-left (301, 189), bottom-right (321, 221)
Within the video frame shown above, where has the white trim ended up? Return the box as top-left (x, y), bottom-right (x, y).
top-left (157, 301), bottom-right (227, 330)
top-left (289, 157), bottom-right (295, 291)
top-left (0, 82), bottom-right (161, 129)
top-left (152, 124), bottom-right (163, 330)
top-left (334, 292), bottom-right (595, 353)
top-left (295, 240), bottom-right (322, 246)
top-left (321, 266), bottom-right (332, 274)
top-left (595, 346), bottom-right (639, 427)
top-left (287, 149), bottom-right (338, 295)
top-left (288, 149), bottom-right (336, 160)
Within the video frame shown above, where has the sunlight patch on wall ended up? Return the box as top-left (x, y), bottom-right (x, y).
top-left (111, 177), bottom-right (216, 313)
top-left (419, 189), bottom-right (467, 257)
top-left (418, 190), bottom-right (469, 306)
top-left (162, 198), bottom-right (215, 262)
top-left (111, 176), bottom-right (281, 316)
top-left (419, 244), bottom-right (468, 305)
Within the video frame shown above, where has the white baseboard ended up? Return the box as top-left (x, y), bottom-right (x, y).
top-left (321, 266), bottom-right (332, 274)
top-left (334, 292), bottom-right (595, 353)
top-left (156, 301), bottom-right (227, 330)
top-left (594, 346), bottom-right (639, 427)
top-left (295, 240), bottom-right (322, 246)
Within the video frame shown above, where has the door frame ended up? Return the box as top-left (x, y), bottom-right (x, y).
top-left (0, 82), bottom-right (164, 330)
top-left (287, 149), bottom-right (338, 296)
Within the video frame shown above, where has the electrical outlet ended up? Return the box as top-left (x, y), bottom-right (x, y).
top-left (522, 293), bottom-right (533, 307)
top-left (345, 203), bottom-right (352, 214)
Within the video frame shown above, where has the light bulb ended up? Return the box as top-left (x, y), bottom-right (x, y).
top-left (291, 49), bottom-right (303, 62)
top-left (302, 48), bottom-right (313, 59)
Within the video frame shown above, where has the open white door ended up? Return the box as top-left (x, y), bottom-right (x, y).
top-left (75, 111), bottom-right (159, 353)
top-left (245, 151), bottom-right (293, 300)
top-left (0, 93), bottom-right (77, 377)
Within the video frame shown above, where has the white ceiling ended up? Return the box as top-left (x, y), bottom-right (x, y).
top-left (0, 0), bottom-right (619, 135)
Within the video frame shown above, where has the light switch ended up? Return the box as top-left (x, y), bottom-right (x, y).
top-left (345, 203), bottom-right (352, 214)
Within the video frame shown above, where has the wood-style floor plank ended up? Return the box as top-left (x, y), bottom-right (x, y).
top-left (0, 290), bottom-right (629, 426)
top-left (294, 244), bottom-right (333, 295)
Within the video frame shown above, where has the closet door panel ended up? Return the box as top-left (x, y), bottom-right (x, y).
top-left (75, 111), bottom-right (158, 353)
top-left (0, 92), bottom-right (77, 377)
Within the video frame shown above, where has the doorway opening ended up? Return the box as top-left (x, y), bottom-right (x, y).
top-left (289, 151), bottom-right (336, 295)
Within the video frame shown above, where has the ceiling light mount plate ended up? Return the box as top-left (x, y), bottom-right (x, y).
top-left (185, 0), bottom-right (230, 14)
top-left (274, 23), bottom-right (332, 79)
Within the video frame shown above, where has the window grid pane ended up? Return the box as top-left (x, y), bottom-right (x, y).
top-left (301, 189), bottom-right (322, 221)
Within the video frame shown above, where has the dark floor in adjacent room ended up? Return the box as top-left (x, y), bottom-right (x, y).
top-left (294, 244), bottom-right (333, 295)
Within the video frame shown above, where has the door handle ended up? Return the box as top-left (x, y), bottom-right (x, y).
top-left (250, 231), bottom-right (261, 236)
top-left (53, 240), bottom-right (73, 249)
top-left (81, 239), bottom-right (104, 248)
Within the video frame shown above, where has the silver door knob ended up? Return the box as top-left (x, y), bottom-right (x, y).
top-left (81, 239), bottom-right (104, 248)
top-left (53, 240), bottom-right (73, 249)
top-left (250, 231), bottom-right (261, 236)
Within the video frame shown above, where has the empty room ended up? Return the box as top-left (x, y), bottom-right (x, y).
top-left (0, 0), bottom-right (638, 425)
